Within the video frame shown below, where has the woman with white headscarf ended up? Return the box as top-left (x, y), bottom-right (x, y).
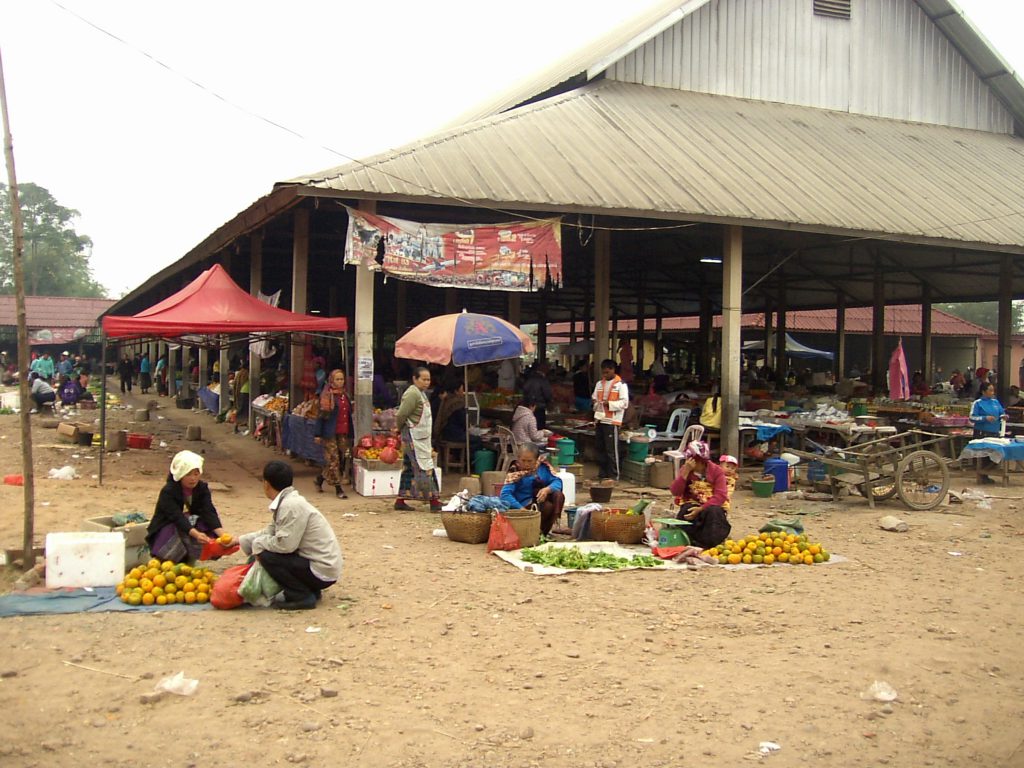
top-left (668, 441), bottom-right (731, 549)
top-left (146, 450), bottom-right (229, 563)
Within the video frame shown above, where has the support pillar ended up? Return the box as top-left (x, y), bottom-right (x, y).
top-left (594, 230), bottom-right (611, 367)
top-left (395, 282), bottom-right (407, 337)
top-left (921, 285), bottom-right (932, 385)
top-left (248, 232), bottom-right (263, 433)
top-left (445, 288), bottom-right (458, 314)
top-left (763, 297), bottom-right (773, 375)
top-left (198, 346), bottom-right (208, 392)
top-left (219, 338), bottom-right (231, 413)
top-left (167, 345), bottom-right (178, 399)
top-left (698, 294), bottom-right (712, 379)
top-left (721, 226), bottom-right (743, 458)
top-left (290, 208), bottom-right (309, 408)
top-left (537, 297), bottom-right (547, 364)
top-left (836, 293), bottom-right (846, 381)
top-left (872, 258), bottom-right (886, 393)
top-left (998, 255), bottom-right (1013, 400)
top-left (655, 307), bottom-right (663, 365)
top-left (354, 202), bottom-right (376, 440)
top-left (611, 308), bottom-right (619, 366)
top-left (775, 282), bottom-right (787, 388)
top-left (508, 293), bottom-right (521, 326)
top-left (636, 272), bottom-right (646, 373)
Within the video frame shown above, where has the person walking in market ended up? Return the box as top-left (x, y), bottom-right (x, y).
top-left (393, 366), bottom-right (442, 512)
top-left (970, 381), bottom-right (1006, 484)
top-left (118, 355), bottom-right (134, 394)
top-left (313, 368), bottom-right (353, 500)
top-left (591, 359), bottom-right (629, 480)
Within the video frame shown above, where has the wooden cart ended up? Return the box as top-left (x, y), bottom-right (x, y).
top-left (785, 429), bottom-right (955, 511)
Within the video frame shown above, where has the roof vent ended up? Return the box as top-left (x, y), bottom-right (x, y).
top-left (814, 0), bottom-right (851, 19)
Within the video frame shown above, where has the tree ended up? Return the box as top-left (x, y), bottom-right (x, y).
top-left (0, 182), bottom-right (107, 297)
top-left (936, 301), bottom-right (1024, 333)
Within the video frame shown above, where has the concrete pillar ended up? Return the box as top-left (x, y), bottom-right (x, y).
top-left (537, 298), bottom-right (547, 364)
top-left (921, 284), bottom-right (932, 385)
top-left (395, 282), bottom-right (407, 337)
top-left (721, 226), bottom-right (743, 458)
top-left (248, 232), bottom-right (263, 433)
top-left (290, 208), bottom-right (310, 407)
top-left (594, 230), bottom-right (611, 366)
top-left (655, 307), bottom-right (663, 364)
top-left (763, 298), bottom-right (773, 375)
top-left (698, 294), bottom-right (712, 379)
top-left (445, 288), bottom-right (458, 314)
top-left (872, 258), bottom-right (886, 393)
top-left (167, 345), bottom-right (178, 399)
top-left (353, 202), bottom-right (376, 440)
top-left (219, 339), bottom-right (231, 413)
top-left (836, 293), bottom-right (846, 381)
top-left (775, 283), bottom-right (787, 388)
top-left (508, 293), bottom-right (521, 326)
top-left (198, 347), bottom-right (208, 392)
top-left (998, 255), bottom-right (1013, 400)
top-left (611, 308), bottom-right (619, 366)
top-left (636, 272), bottom-right (646, 372)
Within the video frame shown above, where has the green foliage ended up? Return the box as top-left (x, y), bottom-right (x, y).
top-left (0, 182), bottom-right (107, 297)
top-left (936, 301), bottom-right (1024, 333)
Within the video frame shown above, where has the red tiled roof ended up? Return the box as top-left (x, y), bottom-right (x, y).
top-left (0, 296), bottom-right (115, 329)
top-left (548, 304), bottom-right (999, 339)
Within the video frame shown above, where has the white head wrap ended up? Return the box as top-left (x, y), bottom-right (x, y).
top-left (170, 450), bottom-right (204, 482)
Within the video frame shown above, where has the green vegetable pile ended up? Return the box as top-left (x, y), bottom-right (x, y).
top-left (520, 546), bottom-right (664, 570)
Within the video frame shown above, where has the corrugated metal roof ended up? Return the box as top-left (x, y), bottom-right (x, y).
top-left (0, 296), bottom-right (115, 329)
top-left (453, 0), bottom-right (1024, 131)
top-left (293, 81), bottom-right (1024, 249)
top-left (547, 305), bottom-right (997, 338)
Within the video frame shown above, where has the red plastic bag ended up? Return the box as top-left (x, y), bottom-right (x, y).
top-left (3, 474), bottom-right (24, 486)
top-left (210, 562), bottom-right (252, 610)
top-left (199, 540), bottom-right (241, 561)
top-left (487, 512), bottom-right (521, 553)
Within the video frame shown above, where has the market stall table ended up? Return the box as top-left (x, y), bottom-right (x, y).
top-left (282, 414), bottom-right (325, 464)
top-left (197, 386), bottom-right (219, 414)
top-left (958, 438), bottom-right (1024, 486)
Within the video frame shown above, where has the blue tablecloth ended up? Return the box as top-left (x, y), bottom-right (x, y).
top-left (198, 386), bottom-right (219, 414)
top-left (282, 414), bottom-right (325, 464)
top-left (959, 439), bottom-right (1024, 464)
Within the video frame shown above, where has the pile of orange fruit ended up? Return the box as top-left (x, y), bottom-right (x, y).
top-left (116, 558), bottom-right (218, 606)
top-left (706, 532), bottom-right (830, 566)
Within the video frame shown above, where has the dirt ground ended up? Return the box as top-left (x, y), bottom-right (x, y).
top-left (0, 382), bottom-right (1022, 768)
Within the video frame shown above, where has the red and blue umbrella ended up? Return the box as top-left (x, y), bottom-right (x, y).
top-left (395, 311), bottom-right (533, 366)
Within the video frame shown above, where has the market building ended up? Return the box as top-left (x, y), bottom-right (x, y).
top-left (0, 295), bottom-right (114, 351)
top-left (105, 0), bottom-right (1024, 459)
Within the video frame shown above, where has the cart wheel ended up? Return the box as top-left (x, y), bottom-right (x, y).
top-left (895, 450), bottom-right (950, 510)
top-left (856, 444), bottom-right (898, 502)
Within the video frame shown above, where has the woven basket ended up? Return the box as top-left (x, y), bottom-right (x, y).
top-left (590, 509), bottom-right (645, 545)
top-left (502, 508), bottom-right (541, 548)
top-left (441, 511), bottom-right (492, 544)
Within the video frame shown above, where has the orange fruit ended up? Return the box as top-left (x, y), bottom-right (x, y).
top-left (180, 565), bottom-right (192, 576)
top-left (803, 555), bottom-right (814, 565)
top-left (778, 552), bottom-right (789, 563)
top-left (128, 568), bottom-right (143, 580)
top-left (808, 545), bottom-right (821, 556)
top-left (197, 583), bottom-right (210, 594)
top-left (813, 553), bottom-right (824, 563)
top-left (772, 547), bottom-right (782, 556)
top-left (218, 534), bottom-right (232, 545)
top-left (147, 558), bottom-right (160, 569)
top-left (184, 592), bottom-right (196, 604)
top-left (161, 561), bottom-right (175, 571)
top-left (742, 554), bottom-right (753, 564)
top-left (196, 592), bottom-right (209, 604)
top-left (115, 583), bottom-right (125, 595)
top-left (165, 584), bottom-right (177, 595)
top-left (763, 554), bottom-right (775, 565)
top-left (182, 582), bottom-right (196, 593)
top-left (174, 576), bottom-right (187, 588)
top-left (156, 595), bottom-right (167, 605)
top-left (821, 550), bottom-right (831, 561)
top-left (175, 592), bottom-right (186, 604)
top-left (151, 586), bottom-right (164, 597)
top-left (153, 574), bottom-right (167, 588)
top-left (727, 553), bottom-right (742, 565)
top-left (141, 592), bottom-right (155, 606)
top-left (139, 578), bottom-right (153, 592)
top-left (752, 554), bottom-right (763, 564)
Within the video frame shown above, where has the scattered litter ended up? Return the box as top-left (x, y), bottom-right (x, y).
top-left (432, 529), bottom-right (448, 538)
top-left (879, 515), bottom-right (908, 533)
top-left (40, 501), bottom-right (50, 507)
top-left (155, 671), bottom-right (199, 696)
top-left (159, 441), bottom-right (168, 448)
top-left (861, 681), bottom-right (898, 702)
top-left (342, 513), bottom-right (357, 518)
top-left (71, 454), bottom-right (80, 459)
top-left (382, 544), bottom-right (395, 550)
top-left (305, 626), bottom-right (321, 634)
top-left (759, 741), bottom-right (781, 754)
top-left (47, 466), bottom-right (78, 480)
top-left (948, 551), bottom-right (963, 556)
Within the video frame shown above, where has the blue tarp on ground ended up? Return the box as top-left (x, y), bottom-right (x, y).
top-left (0, 587), bottom-right (211, 618)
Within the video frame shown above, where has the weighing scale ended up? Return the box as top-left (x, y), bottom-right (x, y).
top-left (653, 518), bottom-right (691, 547)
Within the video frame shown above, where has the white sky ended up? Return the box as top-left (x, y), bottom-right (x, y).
top-left (1, 0), bottom-right (1022, 298)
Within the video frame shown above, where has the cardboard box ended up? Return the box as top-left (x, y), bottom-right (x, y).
top-left (354, 464), bottom-right (442, 497)
top-left (45, 532), bottom-right (125, 588)
top-left (56, 422), bottom-right (80, 442)
top-left (106, 429), bottom-right (128, 452)
top-left (83, 516), bottom-right (149, 547)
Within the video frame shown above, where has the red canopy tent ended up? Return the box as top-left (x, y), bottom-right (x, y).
top-left (99, 264), bottom-right (348, 483)
top-left (102, 264), bottom-right (347, 338)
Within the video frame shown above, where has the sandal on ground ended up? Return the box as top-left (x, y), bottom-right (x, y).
top-left (335, 486), bottom-right (348, 499)
top-left (314, 475), bottom-right (325, 493)
top-left (394, 499), bottom-right (414, 511)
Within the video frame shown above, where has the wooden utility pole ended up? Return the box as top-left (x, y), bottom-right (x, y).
top-left (0, 47), bottom-right (36, 567)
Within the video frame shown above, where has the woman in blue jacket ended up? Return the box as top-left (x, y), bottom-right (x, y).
top-left (500, 442), bottom-right (564, 535)
top-left (970, 382), bottom-right (1006, 484)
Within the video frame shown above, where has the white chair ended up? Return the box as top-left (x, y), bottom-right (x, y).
top-left (661, 408), bottom-right (692, 439)
top-left (662, 424), bottom-right (706, 475)
top-left (495, 425), bottom-right (519, 474)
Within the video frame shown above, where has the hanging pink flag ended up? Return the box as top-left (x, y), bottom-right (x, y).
top-left (889, 340), bottom-right (910, 400)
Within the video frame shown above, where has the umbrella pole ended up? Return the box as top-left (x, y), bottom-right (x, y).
top-left (99, 334), bottom-right (107, 485)
top-left (464, 366), bottom-right (470, 477)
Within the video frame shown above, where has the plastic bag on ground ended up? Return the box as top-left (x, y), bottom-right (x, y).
top-left (487, 512), bottom-right (521, 553)
top-left (210, 562), bottom-right (252, 610)
top-left (238, 561), bottom-right (282, 607)
top-left (48, 466), bottom-right (79, 480)
top-left (155, 671), bottom-right (199, 696)
top-left (861, 680), bottom-right (898, 702)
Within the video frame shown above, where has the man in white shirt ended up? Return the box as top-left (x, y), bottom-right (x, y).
top-left (239, 461), bottom-right (343, 610)
top-left (591, 359), bottom-right (629, 480)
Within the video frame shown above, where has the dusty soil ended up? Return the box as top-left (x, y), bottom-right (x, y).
top-left (0, 382), bottom-right (1022, 768)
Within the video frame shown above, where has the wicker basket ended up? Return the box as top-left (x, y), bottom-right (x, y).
top-left (590, 509), bottom-right (645, 545)
top-left (441, 511), bottom-right (492, 544)
top-left (502, 508), bottom-right (541, 548)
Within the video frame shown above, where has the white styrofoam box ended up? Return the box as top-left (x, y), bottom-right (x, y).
top-left (0, 391), bottom-right (20, 410)
top-left (45, 532), bottom-right (126, 588)
top-left (353, 465), bottom-right (442, 497)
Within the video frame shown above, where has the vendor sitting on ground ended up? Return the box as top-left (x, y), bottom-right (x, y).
top-left (670, 441), bottom-right (731, 549)
top-left (511, 396), bottom-right (552, 446)
top-left (238, 460), bottom-right (343, 610)
top-left (28, 372), bottom-right (56, 412)
top-left (146, 450), bottom-right (231, 564)
top-left (500, 442), bottom-right (564, 536)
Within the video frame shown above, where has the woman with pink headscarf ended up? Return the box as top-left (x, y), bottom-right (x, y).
top-left (669, 441), bottom-right (731, 549)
